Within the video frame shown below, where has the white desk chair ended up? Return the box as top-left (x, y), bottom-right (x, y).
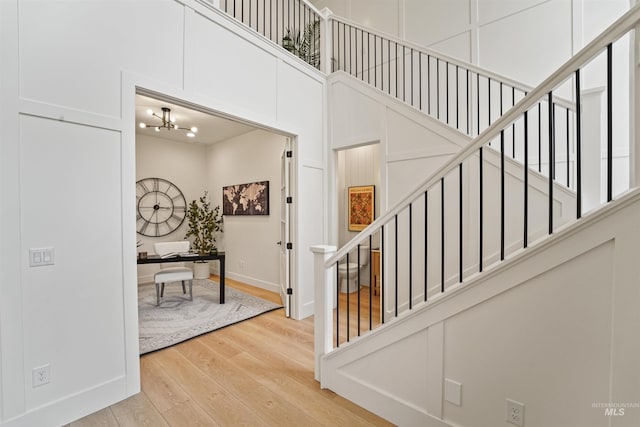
top-left (153, 241), bottom-right (193, 306)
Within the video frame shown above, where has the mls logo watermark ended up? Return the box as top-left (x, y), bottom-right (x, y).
top-left (593, 402), bottom-right (639, 417)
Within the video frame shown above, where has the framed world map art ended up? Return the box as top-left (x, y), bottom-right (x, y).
top-left (348, 185), bottom-right (375, 231)
top-left (223, 181), bottom-right (269, 215)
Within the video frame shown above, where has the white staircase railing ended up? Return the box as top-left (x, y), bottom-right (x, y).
top-left (313, 4), bottom-right (639, 381)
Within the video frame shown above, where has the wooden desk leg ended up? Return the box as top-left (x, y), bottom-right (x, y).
top-left (220, 257), bottom-right (225, 304)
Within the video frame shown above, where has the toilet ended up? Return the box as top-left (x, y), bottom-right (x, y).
top-left (337, 245), bottom-right (369, 293)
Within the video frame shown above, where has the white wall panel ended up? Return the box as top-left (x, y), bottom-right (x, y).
top-left (19, 0), bottom-right (185, 117)
top-left (298, 166), bottom-right (325, 317)
top-left (277, 61), bottom-right (324, 163)
top-left (350, 0), bottom-right (400, 36)
top-left (405, 0), bottom-right (470, 47)
top-left (185, 12), bottom-right (278, 121)
top-left (386, 109), bottom-right (460, 156)
top-left (477, 0), bottom-right (547, 24)
top-left (19, 115), bottom-right (125, 411)
top-left (428, 31), bottom-right (472, 63)
top-left (330, 81), bottom-right (380, 149)
top-left (478, 0), bottom-right (572, 86)
top-left (443, 242), bottom-right (614, 427)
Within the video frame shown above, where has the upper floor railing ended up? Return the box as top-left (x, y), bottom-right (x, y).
top-left (313, 5), bottom-right (638, 366)
top-left (220, 0), bottom-right (324, 69)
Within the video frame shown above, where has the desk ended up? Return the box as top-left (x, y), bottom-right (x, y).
top-left (137, 252), bottom-right (226, 304)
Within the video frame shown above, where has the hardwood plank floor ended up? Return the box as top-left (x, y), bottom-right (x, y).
top-left (70, 277), bottom-right (393, 427)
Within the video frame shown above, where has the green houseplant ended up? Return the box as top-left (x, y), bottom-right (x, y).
top-left (184, 191), bottom-right (223, 255)
top-left (282, 20), bottom-right (320, 68)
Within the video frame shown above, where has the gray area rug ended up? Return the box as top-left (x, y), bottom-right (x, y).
top-left (138, 279), bottom-right (282, 355)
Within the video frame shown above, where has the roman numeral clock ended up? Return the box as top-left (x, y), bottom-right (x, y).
top-left (136, 177), bottom-right (187, 237)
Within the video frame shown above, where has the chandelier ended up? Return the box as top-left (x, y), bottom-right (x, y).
top-left (139, 107), bottom-right (198, 138)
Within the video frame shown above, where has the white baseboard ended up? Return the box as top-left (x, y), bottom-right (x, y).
top-left (222, 271), bottom-right (280, 294)
top-left (3, 376), bottom-right (131, 427)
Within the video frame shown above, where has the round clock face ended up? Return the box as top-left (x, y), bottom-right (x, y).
top-left (136, 177), bottom-right (187, 237)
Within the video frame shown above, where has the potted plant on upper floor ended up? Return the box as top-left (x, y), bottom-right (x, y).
top-left (184, 191), bottom-right (224, 279)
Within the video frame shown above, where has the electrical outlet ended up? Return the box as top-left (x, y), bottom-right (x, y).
top-left (32, 364), bottom-right (51, 388)
top-left (506, 399), bottom-right (525, 426)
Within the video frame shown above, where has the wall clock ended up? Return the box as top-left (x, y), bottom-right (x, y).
top-left (136, 177), bottom-right (187, 237)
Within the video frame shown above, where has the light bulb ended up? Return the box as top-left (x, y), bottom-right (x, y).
top-left (146, 109), bottom-right (153, 115)
top-left (174, 124), bottom-right (179, 129)
top-left (170, 117), bottom-right (176, 123)
top-left (139, 123), bottom-right (146, 128)
top-left (154, 127), bottom-right (160, 132)
top-left (190, 127), bottom-right (198, 133)
top-left (187, 132), bottom-right (195, 138)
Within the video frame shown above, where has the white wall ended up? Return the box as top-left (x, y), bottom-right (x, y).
top-left (206, 129), bottom-right (286, 292)
top-left (0, 0), bottom-right (326, 425)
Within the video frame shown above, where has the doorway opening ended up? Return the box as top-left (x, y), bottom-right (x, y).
top-left (134, 91), bottom-right (294, 316)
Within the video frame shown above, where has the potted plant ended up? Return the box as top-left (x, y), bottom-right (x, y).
top-left (184, 191), bottom-right (224, 279)
top-left (282, 20), bottom-right (321, 68)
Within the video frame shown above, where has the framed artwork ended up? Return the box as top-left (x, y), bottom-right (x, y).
top-left (223, 181), bottom-right (269, 215)
top-left (348, 185), bottom-right (375, 231)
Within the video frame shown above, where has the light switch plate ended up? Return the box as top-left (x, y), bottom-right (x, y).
top-left (444, 378), bottom-right (462, 406)
top-left (29, 247), bottom-right (55, 267)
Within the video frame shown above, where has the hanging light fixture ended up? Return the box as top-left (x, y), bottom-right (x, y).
top-left (139, 107), bottom-right (198, 138)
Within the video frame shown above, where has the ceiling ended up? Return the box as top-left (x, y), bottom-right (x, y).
top-left (135, 94), bottom-right (257, 145)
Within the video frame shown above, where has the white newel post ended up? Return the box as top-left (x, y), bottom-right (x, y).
top-left (320, 7), bottom-right (334, 75)
top-left (310, 244), bottom-right (336, 383)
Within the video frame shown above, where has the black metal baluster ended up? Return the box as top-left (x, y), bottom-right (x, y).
top-left (336, 260), bottom-right (339, 347)
top-left (395, 42), bottom-right (398, 98)
top-left (437, 58), bottom-right (440, 119)
top-left (488, 78), bottom-right (491, 129)
top-left (466, 69), bottom-right (470, 135)
top-left (512, 87), bottom-right (516, 158)
top-left (428, 55), bottom-right (431, 115)
top-left (388, 39), bottom-right (391, 95)
top-left (381, 224), bottom-right (385, 324)
top-left (394, 214), bottom-right (398, 317)
top-left (446, 62), bottom-right (450, 124)
top-left (456, 65), bottom-right (459, 130)
top-left (361, 29), bottom-right (364, 80)
top-left (369, 235), bottom-right (372, 331)
top-left (424, 190), bottom-right (428, 301)
top-left (566, 108), bottom-right (570, 187)
top-left (334, 21), bottom-right (338, 72)
top-left (500, 130), bottom-right (505, 261)
top-left (374, 35), bottom-right (377, 89)
top-left (524, 110), bottom-right (529, 248)
top-left (548, 92), bottom-right (555, 234)
top-left (479, 147), bottom-right (483, 272)
top-left (538, 103), bottom-right (542, 172)
top-left (459, 163), bottom-right (463, 282)
top-left (411, 48), bottom-right (414, 106)
top-left (349, 25), bottom-right (352, 75)
top-left (346, 252), bottom-right (350, 342)
top-left (576, 69), bottom-right (582, 219)
top-left (607, 43), bottom-right (613, 202)
top-left (419, 53), bottom-right (422, 110)
top-left (477, 74), bottom-right (480, 136)
top-left (248, 0), bottom-right (251, 30)
top-left (403, 45), bottom-right (406, 102)
top-left (367, 32), bottom-right (370, 84)
top-left (409, 204), bottom-right (413, 310)
top-left (357, 244), bottom-right (361, 336)
top-left (441, 177), bottom-right (445, 292)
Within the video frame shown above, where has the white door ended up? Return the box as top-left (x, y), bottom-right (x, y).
top-left (279, 141), bottom-right (292, 317)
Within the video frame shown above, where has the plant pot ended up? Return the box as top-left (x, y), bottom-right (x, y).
top-left (193, 261), bottom-right (210, 280)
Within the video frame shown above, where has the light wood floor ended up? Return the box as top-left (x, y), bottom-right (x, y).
top-left (70, 276), bottom-right (393, 427)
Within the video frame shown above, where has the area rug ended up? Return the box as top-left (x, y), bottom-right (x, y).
top-left (138, 279), bottom-right (282, 355)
